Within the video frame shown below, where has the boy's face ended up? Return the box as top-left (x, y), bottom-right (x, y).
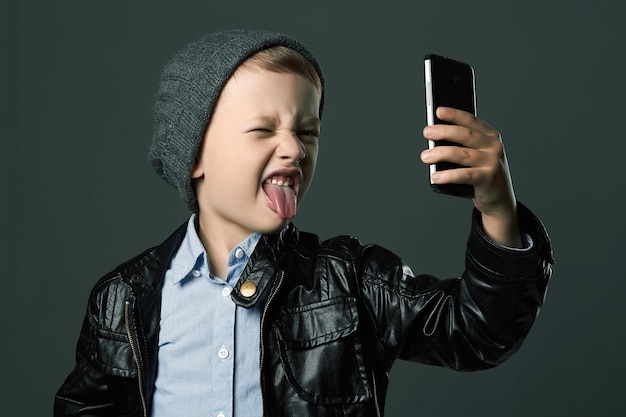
top-left (192, 66), bottom-right (321, 240)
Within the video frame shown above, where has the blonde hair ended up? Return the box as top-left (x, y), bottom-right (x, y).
top-left (239, 46), bottom-right (322, 92)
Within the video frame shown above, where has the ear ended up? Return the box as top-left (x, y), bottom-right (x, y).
top-left (191, 158), bottom-right (204, 179)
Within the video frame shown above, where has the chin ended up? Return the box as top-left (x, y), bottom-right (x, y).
top-left (255, 217), bottom-right (291, 235)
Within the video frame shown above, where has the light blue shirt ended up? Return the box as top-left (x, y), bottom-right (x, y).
top-left (151, 214), bottom-right (263, 417)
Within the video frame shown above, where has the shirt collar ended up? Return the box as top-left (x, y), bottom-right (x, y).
top-left (167, 214), bottom-right (262, 285)
top-left (227, 228), bottom-right (261, 267)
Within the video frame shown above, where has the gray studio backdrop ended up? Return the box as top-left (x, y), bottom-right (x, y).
top-left (1, 0), bottom-right (624, 416)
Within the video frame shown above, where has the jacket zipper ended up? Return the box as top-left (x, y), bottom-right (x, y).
top-left (125, 300), bottom-right (148, 417)
top-left (259, 269), bottom-right (285, 417)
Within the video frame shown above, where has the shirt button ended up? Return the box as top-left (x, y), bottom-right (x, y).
top-left (218, 347), bottom-right (229, 359)
top-left (234, 248), bottom-right (244, 259)
top-left (217, 413), bottom-right (226, 417)
top-left (221, 287), bottom-right (231, 297)
top-left (191, 270), bottom-right (201, 277)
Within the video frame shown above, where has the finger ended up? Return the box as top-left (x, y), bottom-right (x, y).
top-left (423, 123), bottom-right (498, 150)
top-left (431, 166), bottom-right (491, 187)
top-left (422, 143), bottom-right (492, 168)
top-left (436, 106), bottom-right (497, 135)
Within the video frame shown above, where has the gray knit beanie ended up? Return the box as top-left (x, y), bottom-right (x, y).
top-left (148, 29), bottom-right (325, 212)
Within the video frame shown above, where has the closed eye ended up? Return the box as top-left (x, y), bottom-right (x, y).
top-left (297, 130), bottom-right (320, 139)
top-left (249, 128), bottom-right (274, 138)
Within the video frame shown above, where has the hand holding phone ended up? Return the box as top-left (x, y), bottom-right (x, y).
top-left (424, 54), bottom-right (476, 198)
top-left (422, 56), bottom-right (522, 246)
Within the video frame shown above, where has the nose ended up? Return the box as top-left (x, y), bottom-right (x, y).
top-left (277, 132), bottom-right (305, 164)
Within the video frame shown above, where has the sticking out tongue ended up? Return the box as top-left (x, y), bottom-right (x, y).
top-left (263, 183), bottom-right (297, 220)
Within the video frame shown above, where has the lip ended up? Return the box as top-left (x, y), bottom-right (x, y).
top-left (262, 168), bottom-right (302, 196)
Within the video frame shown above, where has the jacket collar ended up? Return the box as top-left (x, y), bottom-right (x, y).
top-left (121, 220), bottom-right (295, 307)
top-left (231, 222), bottom-right (295, 308)
top-left (119, 222), bottom-right (188, 298)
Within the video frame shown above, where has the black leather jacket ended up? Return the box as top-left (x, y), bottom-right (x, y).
top-left (55, 204), bottom-right (553, 417)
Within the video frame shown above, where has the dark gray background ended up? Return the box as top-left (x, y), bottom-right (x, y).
top-left (1, 0), bottom-right (624, 416)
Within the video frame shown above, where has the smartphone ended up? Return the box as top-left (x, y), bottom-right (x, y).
top-left (424, 54), bottom-right (476, 198)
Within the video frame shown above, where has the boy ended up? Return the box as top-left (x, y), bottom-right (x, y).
top-left (55, 30), bottom-right (553, 417)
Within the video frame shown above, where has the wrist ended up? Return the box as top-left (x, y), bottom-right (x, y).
top-left (480, 204), bottom-right (522, 248)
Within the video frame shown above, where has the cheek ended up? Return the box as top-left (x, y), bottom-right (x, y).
top-left (304, 140), bottom-right (319, 162)
top-left (201, 155), bottom-right (246, 199)
top-left (300, 152), bottom-right (318, 197)
top-left (305, 145), bottom-right (319, 175)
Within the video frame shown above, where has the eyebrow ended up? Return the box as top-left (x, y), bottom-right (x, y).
top-left (299, 116), bottom-right (322, 125)
top-left (246, 116), bottom-right (278, 124)
top-left (246, 115), bottom-right (321, 126)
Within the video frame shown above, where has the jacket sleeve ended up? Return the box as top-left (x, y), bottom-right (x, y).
top-left (356, 202), bottom-right (554, 371)
top-left (54, 289), bottom-right (115, 416)
top-left (54, 278), bottom-right (139, 416)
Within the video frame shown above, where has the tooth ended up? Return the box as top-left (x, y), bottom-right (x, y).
top-left (277, 180), bottom-right (284, 186)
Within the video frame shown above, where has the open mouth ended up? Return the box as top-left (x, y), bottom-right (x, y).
top-left (262, 171), bottom-right (301, 220)
top-left (264, 175), bottom-right (295, 188)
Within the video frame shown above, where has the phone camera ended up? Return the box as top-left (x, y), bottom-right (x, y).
top-left (452, 72), bottom-right (461, 85)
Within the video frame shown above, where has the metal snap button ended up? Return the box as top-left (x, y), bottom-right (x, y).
top-left (130, 273), bottom-right (142, 284)
top-left (240, 281), bottom-right (257, 298)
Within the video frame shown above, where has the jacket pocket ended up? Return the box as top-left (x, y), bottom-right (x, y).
top-left (274, 296), bottom-right (371, 405)
top-left (94, 328), bottom-right (137, 378)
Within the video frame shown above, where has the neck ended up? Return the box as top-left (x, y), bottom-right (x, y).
top-left (195, 212), bottom-right (252, 280)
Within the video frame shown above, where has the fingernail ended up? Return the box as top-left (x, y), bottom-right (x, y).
top-left (431, 172), bottom-right (441, 182)
top-left (423, 126), bottom-right (433, 137)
